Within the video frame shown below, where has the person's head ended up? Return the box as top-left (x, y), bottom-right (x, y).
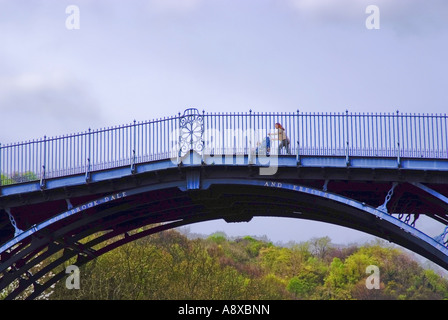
top-left (275, 123), bottom-right (284, 130)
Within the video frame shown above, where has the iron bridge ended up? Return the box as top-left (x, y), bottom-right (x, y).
top-left (1, 108), bottom-right (448, 299)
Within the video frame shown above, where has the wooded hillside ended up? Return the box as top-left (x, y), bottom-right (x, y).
top-left (44, 228), bottom-right (448, 300)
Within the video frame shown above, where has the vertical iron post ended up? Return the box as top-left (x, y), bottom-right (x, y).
top-left (0, 143), bottom-right (2, 190)
top-left (85, 128), bottom-right (91, 182)
top-left (396, 110), bottom-right (401, 168)
top-left (131, 120), bottom-right (136, 173)
top-left (345, 110), bottom-right (350, 166)
top-left (445, 114), bottom-right (448, 159)
top-left (248, 109), bottom-right (253, 164)
top-left (177, 112), bottom-right (180, 165)
top-left (296, 110), bottom-right (301, 165)
top-left (201, 110), bottom-right (205, 164)
top-left (40, 136), bottom-right (47, 189)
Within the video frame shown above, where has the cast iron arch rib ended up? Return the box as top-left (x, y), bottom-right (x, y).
top-left (1, 178), bottom-right (448, 299)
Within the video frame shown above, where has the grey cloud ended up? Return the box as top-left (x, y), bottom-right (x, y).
top-left (287, 0), bottom-right (448, 34)
top-left (0, 72), bottom-right (103, 143)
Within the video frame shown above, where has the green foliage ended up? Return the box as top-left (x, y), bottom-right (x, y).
top-left (12, 171), bottom-right (38, 183)
top-left (1, 171), bottom-right (38, 185)
top-left (207, 232), bottom-right (227, 244)
top-left (44, 232), bottom-right (448, 300)
top-left (287, 272), bottom-right (319, 298)
top-left (323, 257), bottom-right (352, 299)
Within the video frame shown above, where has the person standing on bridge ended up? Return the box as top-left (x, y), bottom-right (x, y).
top-left (268, 123), bottom-right (290, 155)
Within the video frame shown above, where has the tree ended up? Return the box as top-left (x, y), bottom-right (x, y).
top-left (41, 229), bottom-right (448, 301)
top-left (287, 272), bottom-right (319, 299)
top-left (323, 257), bottom-right (351, 300)
top-left (309, 236), bottom-right (332, 260)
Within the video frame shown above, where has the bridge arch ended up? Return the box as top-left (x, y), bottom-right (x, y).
top-left (1, 110), bottom-right (448, 299)
top-left (1, 176), bottom-right (448, 299)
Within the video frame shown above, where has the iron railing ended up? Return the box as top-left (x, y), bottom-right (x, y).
top-left (1, 110), bottom-right (447, 186)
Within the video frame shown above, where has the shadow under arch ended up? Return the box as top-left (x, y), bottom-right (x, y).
top-left (1, 178), bottom-right (448, 299)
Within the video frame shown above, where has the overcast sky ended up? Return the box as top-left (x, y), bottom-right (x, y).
top-left (1, 1), bottom-right (448, 253)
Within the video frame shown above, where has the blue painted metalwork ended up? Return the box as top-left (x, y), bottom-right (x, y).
top-left (1, 154), bottom-right (448, 198)
top-left (185, 169), bottom-right (201, 190)
top-left (2, 177), bottom-right (448, 271)
top-left (0, 143), bottom-right (2, 187)
top-left (178, 108), bottom-right (204, 163)
top-left (435, 226), bottom-right (448, 246)
top-left (376, 182), bottom-right (398, 213)
top-left (1, 109), bottom-right (448, 299)
top-left (0, 180), bottom-right (184, 255)
top-left (5, 208), bottom-right (22, 237)
top-left (410, 182), bottom-right (448, 245)
top-left (411, 182), bottom-right (448, 206)
top-left (200, 178), bottom-right (448, 266)
top-left (1, 111), bottom-right (447, 188)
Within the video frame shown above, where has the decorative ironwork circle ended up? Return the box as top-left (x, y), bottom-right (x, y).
top-left (179, 108), bottom-right (204, 156)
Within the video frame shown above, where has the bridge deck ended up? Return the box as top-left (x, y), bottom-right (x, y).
top-left (1, 110), bottom-right (447, 187)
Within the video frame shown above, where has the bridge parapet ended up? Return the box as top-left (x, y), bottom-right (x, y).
top-left (1, 109), bottom-right (447, 188)
top-left (1, 109), bottom-right (448, 299)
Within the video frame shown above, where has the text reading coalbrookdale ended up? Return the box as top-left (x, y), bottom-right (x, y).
top-left (69, 191), bottom-right (127, 214)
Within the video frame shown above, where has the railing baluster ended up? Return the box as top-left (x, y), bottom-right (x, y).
top-left (0, 142), bottom-right (2, 188)
top-left (40, 136), bottom-right (46, 188)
